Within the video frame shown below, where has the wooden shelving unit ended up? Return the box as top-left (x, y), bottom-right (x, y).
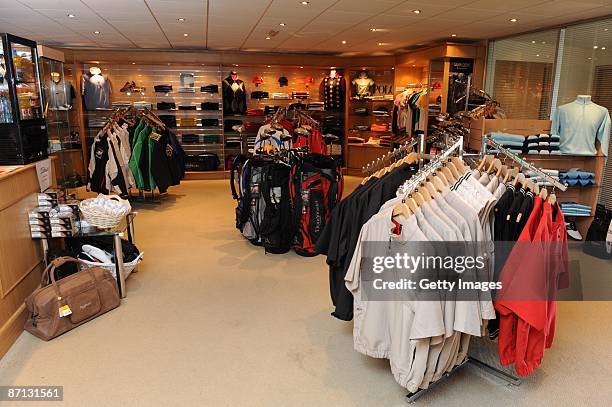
top-left (345, 67), bottom-right (395, 173)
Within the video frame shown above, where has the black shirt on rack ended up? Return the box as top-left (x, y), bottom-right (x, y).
top-left (320, 163), bottom-right (418, 321)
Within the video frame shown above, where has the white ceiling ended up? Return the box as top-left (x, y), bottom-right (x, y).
top-left (0, 0), bottom-right (610, 55)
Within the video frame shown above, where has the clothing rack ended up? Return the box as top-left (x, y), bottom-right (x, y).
top-left (484, 138), bottom-right (567, 192)
top-left (361, 138), bottom-right (420, 174)
top-left (395, 135), bottom-right (525, 403)
top-left (397, 136), bottom-right (463, 198)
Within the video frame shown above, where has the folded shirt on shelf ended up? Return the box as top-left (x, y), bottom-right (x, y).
top-left (201, 118), bottom-right (220, 127)
top-left (292, 91), bottom-right (309, 100)
top-left (178, 105), bottom-right (197, 110)
top-left (201, 102), bottom-right (220, 110)
top-left (353, 107), bottom-right (369, 115)
top-left (178, 87), bottom-right (196, 93)
top-left (246, 108), bottom-right (265, 116)
top-left (133, 101), bottom-right (152, 110)
top-left (157, 102), bottom-right (176, 110)
top-left (251, 91), bottom-right (269, 100)
top-left (177, 118), bottom-right (199, 127)
top-left (181, 134), bottom-right (200, 144)
top-left (307, 102), bottom-right (324, 111)
top-left (372, 107), bottom-right (390, 116)
top-left (348, 136), bottom-right (366, 144)
top-left (560, 202), bottom-right (592, 216)
top-left (201, 84), bottom-right (219, 93)
top-left (271, 92), bottom-right (290, 99)
top-left (158, 115), bottom-right (177, 128)
top-left (202, 134), bottom-right (221, 144)
top-left (154, 84), bottom-right (173, 93)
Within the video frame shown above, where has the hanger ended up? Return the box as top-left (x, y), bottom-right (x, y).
top-left (440, 164), bottom-right (455, 183)
top-left (451, 156), bottom-right (466, 173)
top-left (539, 186), bottom-right (548, 200)
top-left (477, 154), bottom-right (493, 171)
top-left (486, 158), bottom-right (501, 174)
top-left (392, 200), bottom-right (412, 220)
top-left (549, 188), bottom-right (557, 205)
top-left (504, 168), bottom-right (518, 184)
top-left (418, 182), bottom-right (433, 201)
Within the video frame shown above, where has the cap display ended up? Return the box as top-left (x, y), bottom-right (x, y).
top-left (278, 76), bottom-right (289, 87)
top-left (252, 76), bottom-right (264, 86)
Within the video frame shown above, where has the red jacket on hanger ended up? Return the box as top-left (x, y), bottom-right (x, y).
top-left (495, 197), bottom-right (569, 376)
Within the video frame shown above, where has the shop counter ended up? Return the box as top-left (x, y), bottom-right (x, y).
top-left (0, 158), bottom-right (55, 359)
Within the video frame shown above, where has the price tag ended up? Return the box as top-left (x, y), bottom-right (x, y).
top-left (58, 304), bottom-right (72, 317)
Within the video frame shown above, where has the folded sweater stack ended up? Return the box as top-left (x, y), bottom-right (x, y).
top-left (559, 169), bottom-right (596, 186)
top-left (560, 202), bottom-right (592, 217)
top-left (487, 132), bottom-right (561, 155)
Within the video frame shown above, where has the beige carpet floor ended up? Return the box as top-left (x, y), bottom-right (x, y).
top-left (1, 178), bottom-right (611, 406)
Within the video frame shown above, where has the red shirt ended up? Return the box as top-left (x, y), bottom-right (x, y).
top-left (495, 197), bottom-right (569, 376)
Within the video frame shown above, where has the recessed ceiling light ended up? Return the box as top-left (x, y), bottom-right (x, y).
top-left (279, 23), bottom-right (286, 26)
top-left (93, 31), bottom-right (100, 34)
top-left (378, 42), bottom-right (384, 46)
top-left (265, 36), bottom-right (271, 40)
top-left (183, 33), bottom-right (189, 37)
top-left (67, 14), bottom-right (75, 18)
top-left (370, 28), bottom-right (377, 32)
top-left (234, 64), bottom-right (239, 67)
top-left (341, 40), bottom-right (347, 44)
top-left (267, 65), bottom-right (271, 68)
top-left (300, 1), bottom-right (309, 5)
top-left (391, 67), bottom-right (395, 70)
top-left (451, 34), bottom-right (457, 37)
top-left (605, 28), bottom-right (609, 31)
top-left (588, 57), bottom-right (592, 60)
top-left (413, 9), bottom-right (421, 14)
top-left (300, 66), bottom-right (304, 68)
top-left (531, 40), bottom-right (536, 44)
top-left (602, 47), bottom-right (607, 50)
top-left (594, 45), bottom-right (599, 49)
top-left (509, 18), bottom-right (517, 22)
top-left (131, 62), bottom-right (136, 65)
top-left (178, 18), bottom-right (185, 22)
top-left (536, 54), bottom-right (540, 57)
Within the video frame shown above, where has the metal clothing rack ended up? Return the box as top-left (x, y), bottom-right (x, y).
top-left (361, 138), bottom-right (420, 174)
top-left (483, 137), bottom-right (567, 192)
top-left (396, 135), bottom-right (525, 403)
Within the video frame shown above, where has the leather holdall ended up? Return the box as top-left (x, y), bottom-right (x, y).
top-left (24, 257), bottom-right (120, 341)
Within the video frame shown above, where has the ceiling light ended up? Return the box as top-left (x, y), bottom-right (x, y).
top-left (341, 40), bottom-right (346, 44)
top-left (178, 18), bottom-right (185, 22)
top-left (300, 1), bottom-right (309, 5)
top-left (67, 14), bottom-right (75, 18)
top-left (451, 34), bottom-right (457, 37)
top-left (594, 45), bottom-right (599, 49)
top-left (370, 28), bottom-right (376, 32)
top-left (391, 67), bottom-right (395, 70)
top-left (605, 28), bottom-right (609, 31)
top-left (184, 33), bottom-right (189, 37)
top-left (536, 54), bottom-right (540, 57)
top-left (602, 47), bottom-right (607, 50)
top-left (300, 66), bottom-right (303, 68)
top-left (279, 23), bottom-right (286, 26)
top-left (266, 36), bottom-right (271, 40)
top-left (412, 9), bottom-right (421, 14)
top-left (234, 64), bottom-right (239, 67)
top-left (542, 41), bottom-right (546, 44)
top-left (588, 57), bottom-right (592, 60)
top-left (93, 31), bottom-right (100, 34)
top-left (267, 65), bottom-right (271, 68)
top-left (131, 62), bottom-right (136, 65)
top-left (531, 40), bottom-right (536, 44)
top-left (509, 18), bottom-right (517, 23)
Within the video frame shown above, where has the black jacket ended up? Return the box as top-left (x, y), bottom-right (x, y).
top-left (222, 76), bottom-right (247, 115)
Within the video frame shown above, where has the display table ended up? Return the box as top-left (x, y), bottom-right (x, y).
top-left (0, 159), bottom-right (55, 359)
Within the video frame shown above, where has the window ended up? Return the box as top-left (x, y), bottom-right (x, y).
top-left (486, 30), bottom-right (559, 119)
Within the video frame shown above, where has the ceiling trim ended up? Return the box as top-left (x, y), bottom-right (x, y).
top-left (239, 0), bottom-right (275, 51)
top-left (205, 0), bottom-right (210, 49)
top-left (143, 0), bottom-right (173, 49)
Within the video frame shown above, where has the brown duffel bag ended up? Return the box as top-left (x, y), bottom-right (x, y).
top-left (24, 256), bottom-right (120, 341)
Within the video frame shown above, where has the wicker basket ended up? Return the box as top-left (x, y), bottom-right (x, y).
top-left (79, 252), bottom-right (144, 280)
top-left (79, 195), bottom-right (131, 229)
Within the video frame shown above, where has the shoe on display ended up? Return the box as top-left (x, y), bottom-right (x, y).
top-left (566, 222), bottom-right (582, 241)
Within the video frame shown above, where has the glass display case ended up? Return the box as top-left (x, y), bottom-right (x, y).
top-left (0, 33), bottom-right (47, 165)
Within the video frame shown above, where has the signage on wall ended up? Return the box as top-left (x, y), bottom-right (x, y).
top-left (450, 58), bottom-right (474, 74)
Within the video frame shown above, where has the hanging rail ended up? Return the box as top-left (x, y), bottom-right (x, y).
top-left (361, 138), bottom-right (419, 174)
top-left (484, 138), bottom-right (567, 192)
